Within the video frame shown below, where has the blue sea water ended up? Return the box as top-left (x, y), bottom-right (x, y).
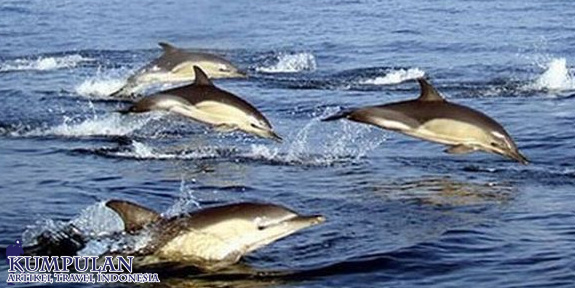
top-left (1, 0), bottom-right (575, 287)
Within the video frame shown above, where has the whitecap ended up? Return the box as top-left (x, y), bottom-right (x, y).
top-left (0, 54), bottom-right (93, 72)
top-left (74, 68), bottom-right (128, 98)
top-left (256, 52), bottom-right (317, 73)
top-left (360, 68), bottom-right (425, 85)
top-left (530, 58), bottom-right (575, 91)
top-left (21, 113), bottom-right (161, 138)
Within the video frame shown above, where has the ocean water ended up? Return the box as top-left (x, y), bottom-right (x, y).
top-left (1, 0), bottom-right (575, 287)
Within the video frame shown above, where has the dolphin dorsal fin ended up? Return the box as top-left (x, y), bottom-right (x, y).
top-left (417, 78), bottom-right (445, 102)
top-left (193, 66), bottom-right (214, 86)
top-left (158, 42), bottom-right (178, 53)
top-left (106, 200), bottom-right (162, 233)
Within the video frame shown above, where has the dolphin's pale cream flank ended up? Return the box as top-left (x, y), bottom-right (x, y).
top-left (110, 42), bottom-right (246, 97)
top-left (122, 66), bottom-right (282, 142)
top-left (105, 200), bottom-right (324, 271)
top-left (323, 78), bottom-right (528, 164)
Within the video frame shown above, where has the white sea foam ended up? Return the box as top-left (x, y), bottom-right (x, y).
top-left (256, 52), bottom-right (317, 73)
top-left (74, 67), bottom-right (128, 98)
top-left (44, 114), bottom-right (151, 137)
top-left (0, 54), bottom-right (93, 72)
top-left (108, 141), bottom-right (230, 160)
top-left (18, 113), bottom-right (161, 138)
top-left (70, 202), bottom-right (125, 236)
top-left (21, 201), bottom-right (123, 249)
top-left (361, 68), bottom-right (425, 85)
top-left (530, 58), bottom-right (575, 91)
top-left (75, 77), bottom-right (126, 98)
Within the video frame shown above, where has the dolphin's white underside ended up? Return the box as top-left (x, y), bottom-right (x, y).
top-left (167, 100), bottom-right (254, 130)
top-left (154, 216), bottom-right (317, 270)
top-left (372, 117), bottom-right (492, 149)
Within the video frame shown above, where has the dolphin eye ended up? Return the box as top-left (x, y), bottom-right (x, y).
top-left (490, 142), bottom-right (499, 147)
top-left (250, 123), bottom-right (259, 129)
top-left (219, 67), bottom-right (230, 72)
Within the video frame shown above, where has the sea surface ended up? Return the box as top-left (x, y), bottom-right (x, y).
top-left (1, 0), bottom-right (575, 287)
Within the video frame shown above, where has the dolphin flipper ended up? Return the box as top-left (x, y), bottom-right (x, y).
top-left (106, 200), bottom-right (162, 233)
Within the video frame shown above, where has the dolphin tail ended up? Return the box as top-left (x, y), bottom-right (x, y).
top-left (321, 108), bottom-right (355, 122)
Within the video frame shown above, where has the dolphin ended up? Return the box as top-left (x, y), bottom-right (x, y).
top-left (106, 200), bottom-right (324, 271)
top-left (322, 78), bottom-right (528, 164)
top-left (23, 200), bottom-right (325, 272)
top-left (110, 42), bottom-right (247, 97)
top-left (122, 66), bottom-right (282, 142)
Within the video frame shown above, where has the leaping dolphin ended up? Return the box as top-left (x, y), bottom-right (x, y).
top-left (23, 200), bottom-right (325, 272)
top-left (322, 78), bottom-right (528, 164)
top-left (122, 66), bottom-right (282, 142)
top-left (110, 42), bottom-right (246, 98)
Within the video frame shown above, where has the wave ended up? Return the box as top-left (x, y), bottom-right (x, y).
top-left (528, 58), bottom-right (575, 91)
top-left (90, 141), bottom-right (236, 160)
top-left (2, 113), bottom-right (161, 138)
top-left (0, 54), bottom-right (93, 72)
top-left (40, 113), bottom-right (155, 138)
top-left (360, 68), bottom-right (425, 85)
top-left (256, 52), bottom-right (317, 73)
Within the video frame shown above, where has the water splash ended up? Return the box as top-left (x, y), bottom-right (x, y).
top-left (5, 113), bottom-right (160, 138)
top-left (81, 116), bottom-right (384, 166)
top-left (75, 67), bottom-right (129, 97)
top-left (242, 112), bottom-right (386, 166)
top-left (163, 179), bottom-right (202, 218)
top-left (256, 52), bottom-right (317, 73)
top-left (40, 113), bottom-right (156, 137)
top-left (530, 58), bottom-right (575, 91)
top-left (102, 141), bottom-right (235, 160)
top-left (0, 54), bottom-right (93, 72)
top-left (360, 68), bottom-right (425, 85)
top-left (21, 201), bottom-right (124, 247)
top-left (70, 202), bottom-right (125, 236)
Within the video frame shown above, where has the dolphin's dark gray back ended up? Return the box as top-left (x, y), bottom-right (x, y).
top-left (147, 42), bottom-right (233, 72)
top-left (156, 67), bottom-right (273, 127)
top-left (367, 100), bottom-right (509, 134)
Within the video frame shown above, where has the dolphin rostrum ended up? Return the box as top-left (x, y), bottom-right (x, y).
top-left (122, 66), bottom-right (282, 142)
top-left (23, 200), bottom-right (325, 272)
top-left (322, 78), bottom-right (528, 164)
top-left (110, 42), bottom-right (246, 97)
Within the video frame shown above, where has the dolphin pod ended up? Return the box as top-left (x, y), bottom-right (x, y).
top-left (122, 66), bottom-right (282, 142)
top-left (110, 42), bottom-right (247, 98)
top-left (16, 43), bottom-right (530, 277)
top-left (110, 42), bottom-right (527, 163)
top-left (23, 200), bottom-right (324, 271)
top-left (323, 78), bottom-right (528, 164)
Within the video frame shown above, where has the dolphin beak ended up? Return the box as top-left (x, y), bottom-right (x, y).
top-left (235, 70), bottom-right (249, 78)
top-left (267, 130), bottom-right (283, 143)
top-left (289, 215), bottom-right (326, 226)
top-left (509, 150), bottom-right (529, 165)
